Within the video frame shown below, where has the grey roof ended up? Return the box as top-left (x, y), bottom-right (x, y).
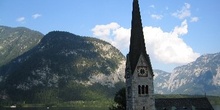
top-left (155, 97), bottom-right (214, 110)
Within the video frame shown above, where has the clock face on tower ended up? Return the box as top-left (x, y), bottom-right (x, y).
top-left (137, 66), bottom-right (148, 77)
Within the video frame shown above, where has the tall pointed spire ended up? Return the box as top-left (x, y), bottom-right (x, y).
top-left (129, 0), bottom-right (147, 74)
top-left (126, 1), bottom-right (155, 110)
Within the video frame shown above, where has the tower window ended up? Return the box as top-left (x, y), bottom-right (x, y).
top-left (138, 85), bottom-right (141, 94)
top-left (138, 85), bottom-right (149, 95)
top-left (145, 85), bottom-right (148, 94)
top-left (142, 85), bottom-right (145, 94)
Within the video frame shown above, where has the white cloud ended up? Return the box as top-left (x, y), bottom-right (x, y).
top-left (16, 17), bottom-right (25, 22)
top-left (172, 3), bottom-right (199, 22)
top-left (143, 20), bottom-right (199, 64)
top-left (92, 22), bottom-right (120, 37)
top-left (111, 27), bottom-right (130, 52)
top-left (151, 14), bottom-right (163, 20)
top-left (92, 21), bottom-right (199, 64)
top-left (149, 5), bottom-right (155, 8)
top-left (172, 3), bottom-right (191, 19)
top-left (173, 20), bottom-right (188, 35)
top-left (92, 22), bottom-right (129, 53)
top-left (190, 17), bottom-right (199, 22)
top-left (32, 13), bottom-right (42, 19)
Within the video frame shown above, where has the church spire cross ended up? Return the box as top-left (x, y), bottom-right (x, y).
top-left (129, 0), bottom-right (147, 74)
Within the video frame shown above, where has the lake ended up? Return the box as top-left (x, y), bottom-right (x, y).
top-left (0, 107), bottom-right (108, 110)
top-left (2, 106), bottom-right (220, 110)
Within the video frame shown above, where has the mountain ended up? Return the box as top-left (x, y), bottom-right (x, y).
top-left (1, 25), bottom-right (220, 104)
top-left (168, 52), bottom-right (220, 95)
top-left (0, 31), bottom-right (125, 103)
top-left (154, 52), bottom-right (220, 96)
top-left (154, 69), bottom-right (170, 94)
top-left (0, 26), bottom-right (43, 66)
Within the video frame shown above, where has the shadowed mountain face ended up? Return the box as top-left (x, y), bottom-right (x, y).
top-left (0, 31), bottom-right (125, 102)
top-left (0, 26), bottom-right (43, 66)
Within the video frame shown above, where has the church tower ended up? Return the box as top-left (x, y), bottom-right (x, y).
top-left (125, 0), bottom-right (155, 110)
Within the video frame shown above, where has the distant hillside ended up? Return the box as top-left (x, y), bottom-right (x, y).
top-left (0, 26), bottom-right (43, 66)
top-left (154, 52), bottom-right (220, 96)
top-left (0, 31), bottom-right (125, 103)
top-left (154, 69), bottom-right (170, 94)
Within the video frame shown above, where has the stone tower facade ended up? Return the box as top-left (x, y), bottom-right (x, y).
top-left (125, 0), bottom-right (155, 110)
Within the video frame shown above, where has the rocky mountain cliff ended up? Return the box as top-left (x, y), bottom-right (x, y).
top-left (0, 30), bottom-right (125, 103)
top-left (154, 69), bottom-right (170, 94)
top-left (154, 52), bottom-right (220, 96)
top-left (0, 26), bottom-right (43, 66)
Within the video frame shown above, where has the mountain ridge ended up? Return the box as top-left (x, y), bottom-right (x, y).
top-left (154, 52), bottom-right (220, 96)
top-left (0, 25), bottom-right (43, 66)
top-left (0, 30), bottom-right (125, 103)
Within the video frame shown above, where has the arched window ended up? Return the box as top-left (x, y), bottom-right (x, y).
top-left (142, 85), bottom-right (145, 94)
top-left (145, 85), bottom-right (148, 94)
top-left (138, 85), bottom-right (141, 94)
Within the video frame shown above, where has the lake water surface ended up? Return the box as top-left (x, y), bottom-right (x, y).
top-left (2, 106), bottom-right (220, 110)
top-left (1, 107), bottom-right (108, 110)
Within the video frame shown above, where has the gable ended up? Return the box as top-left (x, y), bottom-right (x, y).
top-left (133, 53), bottom-right (154, 78)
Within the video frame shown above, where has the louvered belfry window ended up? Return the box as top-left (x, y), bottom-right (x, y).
top-left (138, 85), bottom-right (149, 95)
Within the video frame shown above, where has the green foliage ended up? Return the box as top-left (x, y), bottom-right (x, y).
top-left (109, 88), bottom-right (126, 110)
top-left (207, 96), bottom-right (220, 105)
top-left (59, 81), bottom-right (86, 101)
top-left (33, 88), bottom-right (59, 104)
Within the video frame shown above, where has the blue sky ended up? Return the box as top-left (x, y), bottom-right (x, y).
top-left (0, 0), bottom-right (220, 72)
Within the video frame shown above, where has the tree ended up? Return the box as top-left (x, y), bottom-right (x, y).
top-left (109, 88), bottom-right (126, 110)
